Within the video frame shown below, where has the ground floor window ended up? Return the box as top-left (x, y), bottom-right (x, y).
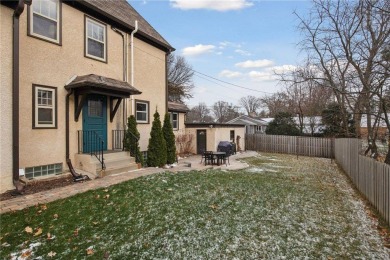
top-left (25, 163), bottom-right (63, 179)
top-left (135, 100), bottom-right (149, 123)
top-left (33, 84), bottom-right (57, 128)
top-left (170, 112), bottom-right (178, 130)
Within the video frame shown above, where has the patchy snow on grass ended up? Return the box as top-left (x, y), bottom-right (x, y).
top-left (1, 153), bottom-right (389, 259)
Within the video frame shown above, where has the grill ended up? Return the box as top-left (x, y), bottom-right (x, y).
top-left (217, 141), bottom-right (236, 156)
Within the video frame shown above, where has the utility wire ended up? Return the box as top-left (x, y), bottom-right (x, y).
top-left (134, 45), bottom-right (275, 95)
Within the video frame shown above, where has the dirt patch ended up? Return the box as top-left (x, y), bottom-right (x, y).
top-left (0, 174), bottom-right (88, 201)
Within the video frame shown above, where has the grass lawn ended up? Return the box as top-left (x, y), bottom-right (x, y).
top-left (0, 153), bottom-right (388, 259)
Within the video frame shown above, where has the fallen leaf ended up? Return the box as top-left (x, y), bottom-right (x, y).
top-left (48, 251), bottom-right (56, 257)
top-left (167, 188), bottom-right (173, 191)
top-left (74, 229), bottom-right (79, 236)
top-left (25, 226), bottom-right (33, 234)
top-left (86, 247), bottom-right (94, 255)
top-left (53, 214), bottom-right (58, 219)
top-left (47, 233), bottom-right (51, 239)
top-left (209, 204), bottom-right (218, 210)
top-left (103, 194), bottom-right (110, 199)
top-left (103, 251), bottom-right (110, 259)
top-left (34, 228), bottom-right (42, 236)
top-left (41, 204), bottom-right (48, 210)
top-left (103, 189), bottom-right (109, 192)
top-left (92, 222), bottom-right (99, 225)
top-left (21, 250), bottom-right (32, 258)
top-left (95, 195), bottom-right (100, 199)
top-left (1, 242), bottom-right (10, 247)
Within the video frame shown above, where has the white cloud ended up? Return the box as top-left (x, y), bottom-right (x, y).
top-left (235, 49), bottom-right (251, 56)
top-left (266, 65), bottom-right (297, 73)
top-left (248, 71), bottom-right (275, 81)
top-left (170, 0), bottom-right (253, 11)
top-left (182, 44), bottom-right (215, 56)
top-left (235, 59), bottom-right (274, 68)
top-left (219, 70), bottom-right (243, 78)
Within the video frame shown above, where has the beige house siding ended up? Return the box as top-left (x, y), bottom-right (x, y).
top-left (18, 4), bottom-right (125, 171)
top-left (128, 38), bottom-right (167, 151)
top-left (0, 6), bottom-right (14, 193)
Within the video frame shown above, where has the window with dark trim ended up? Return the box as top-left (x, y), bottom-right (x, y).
top-left (33, 85), bottom-right (57, 129)
top-left (29, 0), bottom-right (61, 44)
top-left (135, 100), bottom-right (149, 123)
top-left (85, 16), bottom-right (107, 62)
top-left (170, 112), bottom-right (178, 130)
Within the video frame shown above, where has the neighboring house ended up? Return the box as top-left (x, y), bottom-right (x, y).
top-left (167, 101), bottom-right (189, 153)
top-left (185, 123), bottom-right (246, 154)
top-left (0, 0), bottom-right (173, 193)
top-left (227, 115), bottom-right (268, 134)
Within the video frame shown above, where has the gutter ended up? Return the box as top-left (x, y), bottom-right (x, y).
top-left (12, 0), bottom-right (30, 193)
top-left (130, 20), bottom-right (138, 116)
top-left (65, 89), bottom-right (73, 160)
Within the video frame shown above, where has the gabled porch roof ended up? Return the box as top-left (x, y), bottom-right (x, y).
top-left (65, 74), bottom-right (142, 97)
top-left (65, 74), bottom-right (141, 122)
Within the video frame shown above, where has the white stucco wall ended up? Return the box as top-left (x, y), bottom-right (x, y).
top-left (185, 125), bottom-right (246, 154)
top-left (0, 6), bottom-right (14, 193)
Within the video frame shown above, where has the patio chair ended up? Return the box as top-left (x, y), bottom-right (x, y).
top-left (203, 151), bottom-right (215, 166)
top-left (200, 150), bottom-right (212, 164)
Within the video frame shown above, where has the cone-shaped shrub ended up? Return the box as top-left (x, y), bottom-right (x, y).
top-left (163, 113), bottom-right (177, 164)
top-left (147, 110), bottom-right (167, 167)
top-left (124, 115), bottom-right (144, 166)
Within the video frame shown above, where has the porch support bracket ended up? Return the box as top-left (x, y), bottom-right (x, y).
top-left (74, 94), bottom-right (87, 122)
top-left (110, 97), bottom-right (122, 122)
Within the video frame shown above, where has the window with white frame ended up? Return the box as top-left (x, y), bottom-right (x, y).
top-left (29, 0), bottom-right (60, 43)
top-left (85, 17), bottom-right (107, 61)
top-left (136, 100), bottom-right (149, 123)
top-left (170, 112), bottom-right (178, 130)
top-left (33, 85), bottom-right (57, 128)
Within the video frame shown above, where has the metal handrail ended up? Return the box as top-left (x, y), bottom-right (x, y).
top-left (78, 130), bottom-right (105, 170)
top-left (113, 129), bottom-right (140, 163)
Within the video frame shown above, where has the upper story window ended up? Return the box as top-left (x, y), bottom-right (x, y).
top-left (170, 112), bottom-right (178, 130)
top-left (135, 100), bottom-right (149, 124)
top-left (85, 17), bottom-right (107, 62)
top-left (29, 0), bottom-right (61, 44)
top-left (33, 85), bottom-right (57, 129)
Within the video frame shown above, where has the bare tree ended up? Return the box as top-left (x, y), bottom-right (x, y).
top-left (212, 101), bottom-right (240, 123)
top-left (167, 54), bottom-right (194, 102)
top-left (295, 0), bottom-right (390, 157)
top-left (186, 103), bottom-right (214, 123)
top-left (239, 95), bottom-right (262, 116)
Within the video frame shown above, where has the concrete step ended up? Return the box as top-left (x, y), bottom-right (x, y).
top-left (103, 163), bottom-right (140, 176)
top-left (102, 151), bottom-right (130, 160)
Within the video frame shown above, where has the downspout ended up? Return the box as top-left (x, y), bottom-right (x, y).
top-left (65, 89), bottom-right (73, 160)
top-left (12, 0), bottom-right (29, 192)
top-left (111, 27), bottom-right (127, 130)
top-left (165, 51), bottom-right (171, 114)
top-left (130, 20), bottom-right (138, 115)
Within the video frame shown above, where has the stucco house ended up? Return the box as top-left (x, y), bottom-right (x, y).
top-left (0, 0), bottom-right (173, 193)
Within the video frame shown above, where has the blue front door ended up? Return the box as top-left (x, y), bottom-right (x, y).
top-left (82, 94), bottom-right (107, 152)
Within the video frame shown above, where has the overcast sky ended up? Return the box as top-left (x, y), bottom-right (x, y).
top-left (129, 0), bottom-right (312, 109)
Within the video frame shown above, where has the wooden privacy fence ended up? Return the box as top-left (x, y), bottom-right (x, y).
top-left (335, 138), bottom-right (390, 226)
top-left (245, 134), bottom-right (334, 158)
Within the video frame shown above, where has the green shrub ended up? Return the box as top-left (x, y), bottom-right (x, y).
top-left (124, 115), bottom-right (144, 166)
top-left (163, 113), bottom-right (177, 164)
top-left (147, 110), bottom-right (167, 167)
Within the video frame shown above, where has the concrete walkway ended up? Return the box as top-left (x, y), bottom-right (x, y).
top-left (0, 151), bottom-right (257, 214)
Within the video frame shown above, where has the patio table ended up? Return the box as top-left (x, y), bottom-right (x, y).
top-left (204, 152), bottom-right (226, 166)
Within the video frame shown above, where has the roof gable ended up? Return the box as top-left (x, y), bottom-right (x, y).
top-left (76, 0), bottom-right (173, 51)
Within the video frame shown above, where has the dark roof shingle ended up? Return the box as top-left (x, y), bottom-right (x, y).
top-left (168, 102), bottom-right (189, 112)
